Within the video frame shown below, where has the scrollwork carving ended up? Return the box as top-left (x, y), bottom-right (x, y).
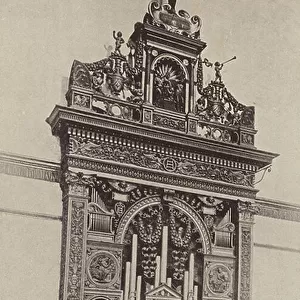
top-left (146, 0), bottom-right (201, 39)
top-left (170, 208), bottom-right (191, 280)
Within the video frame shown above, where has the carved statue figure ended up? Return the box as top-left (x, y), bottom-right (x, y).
top-left (202, 56), bottom-right (236, 83)
top-left (214, 62), bottom-right (224, 83)
top-left (113, 31), bottom-right (125, 55)
top-left (153, 58), bottom-right (186, 113)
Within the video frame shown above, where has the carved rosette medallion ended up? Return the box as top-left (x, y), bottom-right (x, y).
top-left (205, 263), bottom-right (233, 298)
top-left (87, 251), bottom-right (120, 289)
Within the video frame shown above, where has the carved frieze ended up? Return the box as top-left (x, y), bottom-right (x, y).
top-left (153, 113), bottom-right (186, 131)
top-left (69, 137), bottom-right (255, 188)
top-left (67, 157), bottom-right (257, 199)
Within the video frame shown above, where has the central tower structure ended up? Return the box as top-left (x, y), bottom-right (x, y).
top-left (47, 1), bottom-right (277, 300)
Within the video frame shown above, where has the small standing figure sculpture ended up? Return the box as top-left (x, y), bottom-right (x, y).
top-left (203, 56), bottom-right (236, 83)
top-left (113, 30), bottom-right (125, 55)
top-left (214, 61), bottom-right (223, 82)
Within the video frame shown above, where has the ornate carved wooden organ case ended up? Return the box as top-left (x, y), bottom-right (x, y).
top-left (47, 1), bottom-right (277, 300)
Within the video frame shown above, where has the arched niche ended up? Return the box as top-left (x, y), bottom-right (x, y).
top-left (150, 54), bottom-right (190, 114)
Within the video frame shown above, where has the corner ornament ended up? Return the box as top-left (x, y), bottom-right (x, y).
top-left (238, 201), bottom-right (260, 222)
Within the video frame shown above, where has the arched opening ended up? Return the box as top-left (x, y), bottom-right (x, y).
top-left (116, 194), bottom-right (211, 300)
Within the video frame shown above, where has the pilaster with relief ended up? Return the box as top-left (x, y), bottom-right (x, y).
top-left (59, 172), bottom-right (93, 300)
top-left (237, 201), bottom-right (260, 300)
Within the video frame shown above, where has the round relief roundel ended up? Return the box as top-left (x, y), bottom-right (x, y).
top-left (207, 264), bottom-right (232, 295)
top-left (88, 251), bottom-right (119, 287)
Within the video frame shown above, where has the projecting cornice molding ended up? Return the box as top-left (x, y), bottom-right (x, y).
top-left (0, 151), bottom-right (299, 222)
top-left (0, 151), bottom-right (60, 183)
top-left (256, 197), bottom-right (300, 223)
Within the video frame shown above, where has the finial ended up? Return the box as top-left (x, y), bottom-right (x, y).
top-left (113, 30), bottom-right (125, 55)
top-left (203, 56), bottom-right (237, 82)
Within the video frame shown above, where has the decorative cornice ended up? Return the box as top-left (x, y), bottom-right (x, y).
top-left (2, 151), bottom-right (299, 223)
top-left (256, 197), bottom-right (300, 223)
top-left (0, 151), bottom-right (60, 183)
top-left (47, 106), bottom-right (278, 168)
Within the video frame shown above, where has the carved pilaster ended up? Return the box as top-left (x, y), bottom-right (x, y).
top-left (59, 172), bottom-right (92, 300)
top-left (237, 201), bottom-right (260, 300)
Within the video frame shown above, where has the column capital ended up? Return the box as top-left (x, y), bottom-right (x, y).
top-left (237, 201), bottom-right (260, 223)
top-left (62, 171), bottom-right (96, 198)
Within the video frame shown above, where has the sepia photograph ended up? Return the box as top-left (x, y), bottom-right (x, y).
top-left (0, 1), bottom-right (299, 299)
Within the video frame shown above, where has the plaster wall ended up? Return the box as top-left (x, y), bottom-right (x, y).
top-left (0, 174), bottom-right (62, 300)
top-left (253, 216), bottom-right (300, 300)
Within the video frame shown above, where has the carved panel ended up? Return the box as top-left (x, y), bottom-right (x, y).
top-left (86, 251), bottom-right (120, 289)
top-left (66, 201), bottom-right (86, 300)
top-left (240, 227), bottom-right (251, 300)
top-left (153, 114), bottom-right (186, 132)
top-left (203, 259), bottom-right (234, 300)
